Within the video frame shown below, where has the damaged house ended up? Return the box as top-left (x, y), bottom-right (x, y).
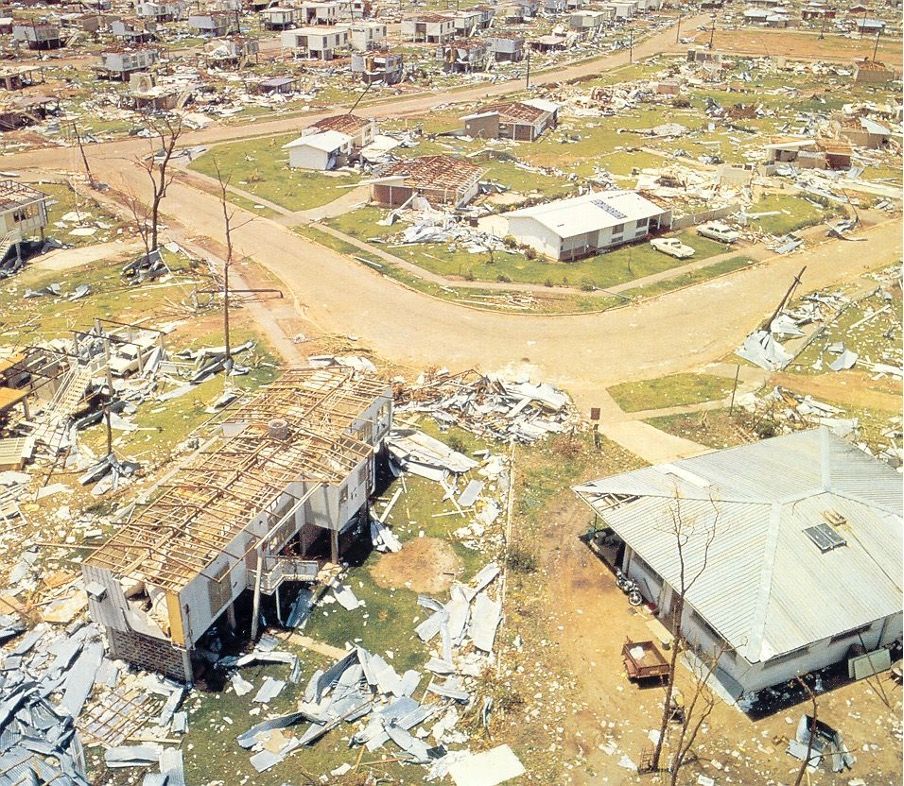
top-left (351, 49), bottom-right (403, 84)
top-left (461, 99), bottom-right (559, 141)
top-left (110, 17), bottom-right (157, 43)
top-left (765, 137), bottom-right (853, 171)
top-left (0, 180), bottom-right (49, 260)
top-left (488, 32), bottom-right (524, 62)
top-left (96, 47), bottom-right (159, 81)
top-left (370, 155), bottom-right (483, 208)
top-left (82, 368), bottom-right (392, 684)
top-left (497, 189), bottom-right (671, 261)
top-left (284, 112), bottom-right (377, 168)
top-left (300, 0), bottom-right (351, 25)
top-left (12, 21), bottom-right (63, 50)
top-left (575, 429), bottom-right (903, 698)
top-left (187, 10), bottom-right (240, 37)
top-left (134, 1), bottom-right (186, 22)
top-left (440, 38), bottom-right (489, 73)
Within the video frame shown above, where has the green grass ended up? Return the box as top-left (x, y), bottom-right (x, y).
top-left (324, 205), bottom-right (732, 289)
top-left (42, 183), bottom-right (128, 247)
top-left (645, 408), bottom-right (759, 451)
top-left (790, 288), bottom-right (903, 376)
top-left (623, 255), bottom-right (755, 300)
top-left (747, 193), bottom-right (832, 236)
top-left (190, 134), bottom-right (362, 212)
top-left (608, 373), bottom-right (736, 413)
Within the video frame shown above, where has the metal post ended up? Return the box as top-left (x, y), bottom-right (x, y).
top-left (708, 14), bottom-right (715, 50)
top-left (525, 48), bottom-right (530, 88)
top-left (330, 529), bottom-right (339, 564)
top-left (105, 407), bottom-right (112, 455)
top-left (728, 364), bottom-right (741, 416)
top-left (226, 602), bottom-right (237, 631)
top-left (873, 29), bottom-right (880, 62)
top-left (629, 30), bottom-right (633, 63)
top-left (250, 546), bottom-right (264, 640)
top-left (275, 585), bottom-right (283, 625)
top-left (675, 14), bottom-right (681, 43)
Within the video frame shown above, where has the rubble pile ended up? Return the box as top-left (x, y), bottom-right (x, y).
top-left (393, 369), bottom-right (577, 444)
top-left (228, 563), bottom-right (516, 780)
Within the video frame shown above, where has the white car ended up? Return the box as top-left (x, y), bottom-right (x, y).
top-left (109, 343), bottom-right (157, 377)
top-left (697, 221), bottom-right (740, 244)
top-left (650, 237), bottom-right (695, 259)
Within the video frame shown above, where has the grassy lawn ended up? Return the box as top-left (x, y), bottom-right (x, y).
top-left (623, 255), bottom-right (755, 300)
top-left (324, 205), bottom-right (732, 289)
top-left (747, 193), bottom-right (833, 236)
top-left (790, 288), bottom-right (903, 376)
top-left (608, 373), bottom-right (735, 413)
top-left (42, 182), bottom-right (129, 247)
top-left (645, 408), bottom-right (760, 451)
top-left (190, 134), bottom-right (362, 212)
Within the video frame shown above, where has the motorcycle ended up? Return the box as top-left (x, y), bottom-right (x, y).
top-left (614, 568), bottom-right (644, 607)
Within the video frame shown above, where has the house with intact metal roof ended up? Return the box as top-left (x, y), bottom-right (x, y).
top-left (497, 190), bottom-right (671, 261)
top-left (575, 429), bottom-right (903, 699)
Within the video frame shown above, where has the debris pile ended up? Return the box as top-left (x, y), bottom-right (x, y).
top-left (394, 369), bottom-right (577, 443)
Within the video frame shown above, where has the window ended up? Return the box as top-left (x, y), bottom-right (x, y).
top-left (636, 216), bottom-right (649, 229)
top-left (830, 623), bottom-right (871, 644)
top-left (690, 609), bottom-right (722, 642)
top-left (764, 644), bottom-right (810, 668)
top-left (611, 222), bottom-right (625, 237)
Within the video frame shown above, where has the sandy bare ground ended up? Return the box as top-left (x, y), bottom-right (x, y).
top-left (369, 537), bottom-right (462, 594)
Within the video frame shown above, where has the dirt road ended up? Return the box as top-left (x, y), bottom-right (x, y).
top-left (93, 158), bottom-right (902, 418)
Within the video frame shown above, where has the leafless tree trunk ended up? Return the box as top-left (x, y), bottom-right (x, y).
top-left (668, 646), bottom-right (724, 785)
top-left (793, 678), bottom-right (818, 786)
top-left (123, 187), bottom-right (152, 261)
top-left (135, 115), bottom-right (184, 253)
top-left (648, 496), bottom-right (720, 774)
top-left (212, 159), bottom-right (234, 366)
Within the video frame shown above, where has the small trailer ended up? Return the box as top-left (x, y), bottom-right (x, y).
top-left (623, 638), bottom-right (670, 684)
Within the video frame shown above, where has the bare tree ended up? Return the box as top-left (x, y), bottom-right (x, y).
top-left (667, 645), bottom-right (726, 785)
top-left (123, 186), bottom-right (153, 262)
top-left (211, 160), bottom-right (254, 367)
top-left (648, 495), bottom-right (720, 774)
top-left (136, 115), bottom-right (184, 253)
top-left (793, 678), bottom-right (818, 786)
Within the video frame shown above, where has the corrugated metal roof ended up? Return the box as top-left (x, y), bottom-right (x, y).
top-left (575, 429), bottom-right (903, 663)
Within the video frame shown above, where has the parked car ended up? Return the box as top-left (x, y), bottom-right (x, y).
top-left (109, 342), bottom-right (157, 376)
top-left (697, 221), bottom-right (740, 244)
top-left (650, 237), bottom-right (695, 259)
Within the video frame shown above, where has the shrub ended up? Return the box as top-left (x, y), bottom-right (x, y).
top-left (506, 546), bottom-right (538, 574)
top-left (497, 274), bottom-right (512, 283)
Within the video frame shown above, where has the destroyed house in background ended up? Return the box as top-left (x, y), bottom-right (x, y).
top-left (349, 20), bottom-right (386, 51)
top-left (351, 49), bottom-right (403, 84)
top-left (764, 137), bottom-right (853, 171)
top-left (0, 65), bottom-right (45, 91)
top-left (260, 5), bottom-right (296, 29)
top-left (96, 47), bottom-right (159, 80)
top-left (497, 189), bottom-right (670, 261)
top-left (12, 21), bottom-right (63, 50)
top-left (488, 32), bottom-right (524, 61)
top-left (853, 58), bottom-right (897, 83)
top-left (187, 10), bottom-right (240, 37)
top-left (82, 368), bottom-right (392, 683)
top-left (440, 38), bottom-right (489, 73)
top-left (284, 113), bottom-right (376, 170)
top-left (575, 429), bottom-right (903, 700)
top-left (371, 155), bottom-right (483, 208)
top-left (110, 16), bottom-right (157, 43)
top-left (461, 99), bottom-right (558, 141)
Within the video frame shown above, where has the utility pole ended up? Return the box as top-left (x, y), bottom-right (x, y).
top-left (708, 14), bottom-right (716, 50)
top-left (525, 47), bottom-right (531, 89)
top-left (628, 29), bottom-right (633, 63)
top-left (872, 29), bottom-right (880, 61)
top-left (675, 13), bottom-right (681, 44)
top-left (818, 12), bottom-right (826, 40)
